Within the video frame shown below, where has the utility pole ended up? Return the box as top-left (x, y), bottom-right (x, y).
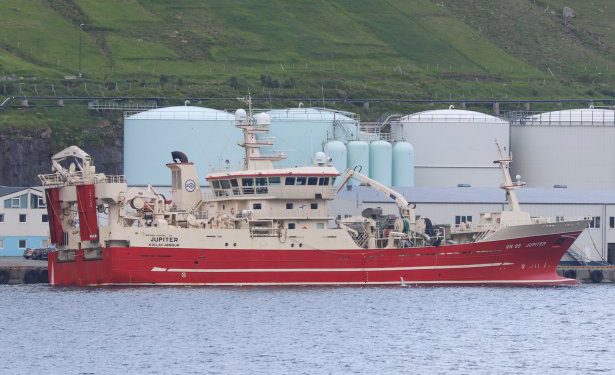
top-left (78, 23), bottom-right (85, 78)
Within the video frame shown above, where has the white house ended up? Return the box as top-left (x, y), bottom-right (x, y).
top-left (0, 187), bottom-right (50, 256)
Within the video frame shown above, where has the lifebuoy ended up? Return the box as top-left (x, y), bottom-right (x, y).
top-left (0, 269), bottom-right (9, 284)
top-left (563, 269), bottom-right (577, 280)
top-left (590, 270), bottom-right (604, 283)
top-left (23, 269), bottom-right (39, 284)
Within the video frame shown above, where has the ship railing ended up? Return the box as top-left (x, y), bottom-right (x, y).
top-left (38, 172), bottom-right (126, 186)
top-left (38, 173), bottom-right (65, 186)
top-left (103, 175), bottom-right (126, 184)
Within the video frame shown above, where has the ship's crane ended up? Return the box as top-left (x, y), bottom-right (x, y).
top-left (336, 168), bottom-right (416, 223)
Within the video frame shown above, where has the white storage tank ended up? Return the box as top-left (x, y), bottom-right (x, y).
top-left (263, 108), bottom-right (359, 168)
top-left (124, 106), bottom-right (241, 186)
top-left (511, 108), bottom-right (615, 188)
top-left (392, 141), bottom-right (414, 187)
top-left (369, 140), bottom-right (392, 186)
top-left (324, 140), bottom-right (347, 175)
top-left (346, 141), bottom-right (369, 185)
top-left (399, 108), bottom-right (509, 187)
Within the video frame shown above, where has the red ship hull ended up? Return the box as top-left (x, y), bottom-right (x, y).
top-left (48, 230), bottom-right (583, 287)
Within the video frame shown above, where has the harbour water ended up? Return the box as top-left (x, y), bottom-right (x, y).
top-left (1, 285), bottom-right (614, 375)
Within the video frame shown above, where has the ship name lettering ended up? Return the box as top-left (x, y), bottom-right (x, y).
top-left (525, 241), bottom-right (547, 248)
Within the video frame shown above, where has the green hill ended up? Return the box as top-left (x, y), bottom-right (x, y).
top-left (0, 0), bottom-right (613, 101)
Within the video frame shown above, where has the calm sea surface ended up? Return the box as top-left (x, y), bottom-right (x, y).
top-left (1, 284), bottom-right (614, 375)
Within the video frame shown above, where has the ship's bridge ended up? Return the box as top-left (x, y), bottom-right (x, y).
top-left (206, 166), bottom-right (339, 200)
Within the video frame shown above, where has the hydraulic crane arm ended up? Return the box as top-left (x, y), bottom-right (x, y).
top-left (336, 169), bottom-right (415, 221)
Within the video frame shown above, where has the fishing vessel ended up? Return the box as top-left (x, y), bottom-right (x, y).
top-left (39, 98), bottom-right (588, 286)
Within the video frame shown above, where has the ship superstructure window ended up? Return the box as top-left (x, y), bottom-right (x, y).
top-left (41, 239), bottom-right (49, 248)
top-left (256, 178), bottom-right (268, 194)
top-left (18, 239), bottom-right (26, 249)
top-left (610, 217), bottom-right (615, 229)
top-left (19, 214), bottom-right (27, 223)
top-left (311, 203), bottom-right (318, 210)
top-left (220, 180), bottom-right (231, 189)
top-left (555, 216), bottom-right (565, 222)
top-left (242, 178), bottom-right (254, 194)
top-left (212, 180), bottom-right (221, 189)
top-left (455, 215), bottom-right (472, 225)
top-left (288, 223), bottom-right (296, 229)
top-left (286, 203), bottom-right (293, 209)
top-left (253, 203), bottom-right (262, 210)
top-left (296, 177), bottom-right (307, 186)
top-left (318, 177), bottom-right (330, 186)
top-left (0, 239), bottom-right (4, 249)
top-left (589, 216), bottom-right (601, 229)
top-left (316, 223), bottom-right (325, 229)
top-left (269, 177), bottom-right (281, 185)
top-left (308, 177), bottom-right (318, 185)
top-left (0, 214), bottom-right (3, 223)
top-left (42, 214), bottom-right (49, 222)
top-left (285, 177), bottom-right (295, 185)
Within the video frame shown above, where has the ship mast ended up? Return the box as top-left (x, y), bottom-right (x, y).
top-left (494, 140), bottom-right (525, 212)
top-left (236, 95), bottom-right (285, 170)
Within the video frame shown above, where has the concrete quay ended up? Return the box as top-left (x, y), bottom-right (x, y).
top-left (0, 257), bottom-right (48, 284)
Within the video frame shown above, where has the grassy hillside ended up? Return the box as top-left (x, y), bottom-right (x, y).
top-left (0, 0), bottom-right (612, 102)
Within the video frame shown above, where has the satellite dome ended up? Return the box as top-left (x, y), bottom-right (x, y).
top-left (235, 108), bottom-right (247, 122)
top-left (254, 112), bottom-right (271, 126)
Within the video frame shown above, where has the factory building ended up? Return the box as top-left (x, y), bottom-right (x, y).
top-left (331, 186), bottom-right (614, 264)
top-left (392, 108), bottom-right (509, 187)
top-left (0, 187), bottom-right (49, 256)
top-left (511, 108), bottom-right (615, 188)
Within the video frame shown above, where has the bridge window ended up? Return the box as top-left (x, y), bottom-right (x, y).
top-left (230, 179), bottom-right (238, 187)
top-left (242, 178), bottom-right (254, 194)
top-left (455, 215), bottom-right (472, 225)
top-left (285, 177), bottom-right (295, 185)
top-left (308, 177), bottom-right (318, 185)
top-left (269, 177), bottom-right (281, 185)
top-left (296, 177), bottom-right (307, 186)
top-left (212, 180), bottom-right (221, 189)
top-left (220, 180), bottom-right (231, 189)
top-left (318, 177), bottom-right (329, 186)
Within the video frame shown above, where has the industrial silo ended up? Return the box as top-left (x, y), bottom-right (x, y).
top-left (263, 108), bottom-right (359, 168)
top-left (392, 141), bottom-right (414, 187)
top-left (369, 140), bottom-right (392, 186)
top-left (347, 141), bottom-right (369, 185)
top-left (511, 108), bottom-right (615, 188)
top-left (324, 140), bottom-right (347, 175)
top-left (124, 106), bottom-right (241, 186)
top-left (398, 108), bottom-right (509, 187)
